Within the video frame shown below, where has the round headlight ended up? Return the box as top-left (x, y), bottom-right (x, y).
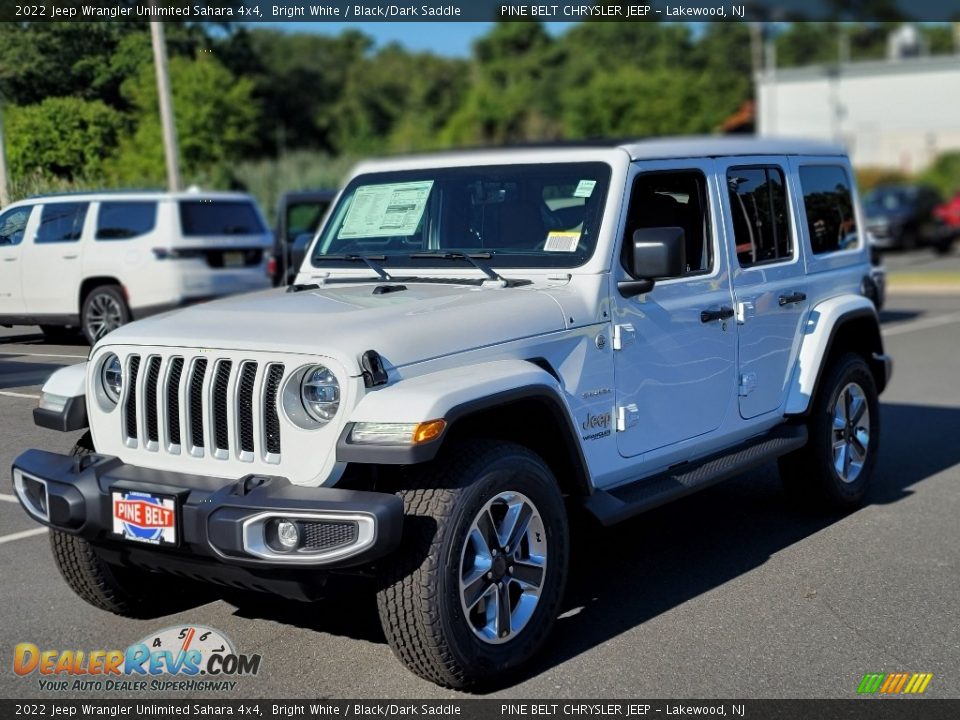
top-left (101, 354), bottom-right (123, 404)
top-left (300, 365), bottom-right (340, 423)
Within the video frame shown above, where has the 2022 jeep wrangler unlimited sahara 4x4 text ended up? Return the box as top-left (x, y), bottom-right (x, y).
top-left (12, 138), bottom-right (891, 688)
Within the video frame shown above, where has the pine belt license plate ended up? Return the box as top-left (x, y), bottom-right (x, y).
top-left (111, 490), bottom-right (177, 545)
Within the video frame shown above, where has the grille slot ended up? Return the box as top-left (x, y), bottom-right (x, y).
top-left (144, 357), bottom-right (161, 444)
top-left (237, 362), bottom-right (257, 454)
top-left (212, 361), bottom-right (233, 452)
top-left (166, 358), bottom-right (184, 446)
top-left (264, 364), bottom-right (284, 455)
top-left (301, 521), bottom-right (359, 551)
top-left (189, 359), bottom-right (208, 450)
top-left (120, 352), bottom-right (285, 464)
top-left (125, 355), bottom-right (141, 440)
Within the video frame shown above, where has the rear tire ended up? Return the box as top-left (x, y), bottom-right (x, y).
top-left (49, 434), bottom-right (184, 617)
top-left (376, 440), bottom-right (569, 689)
top-left (81, 285), bottom-right (130, 346)
top-left (779, 353), bottom-right (880, 511)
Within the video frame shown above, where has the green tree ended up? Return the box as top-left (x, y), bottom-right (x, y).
top-left (6, 97), bottom-right (125, 179)
top-left (441, 22), bottom-right (565, 146)
top-left (216, 28), bottom-right (371, 155)
top-left (563, 66), bottom-right (712, 138)
top-left (919, 152), bottom-right (960, 198)
top-left (107, 52), bottom-right (260, 185)
top-left (331, 44), bottom-right (467, 154)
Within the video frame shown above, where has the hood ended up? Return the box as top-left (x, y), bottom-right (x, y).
top-left (105, 282), bottom-right (568, 373)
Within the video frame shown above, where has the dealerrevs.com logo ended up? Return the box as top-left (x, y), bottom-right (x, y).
top-left (14, 625), bottom-right (262, 692)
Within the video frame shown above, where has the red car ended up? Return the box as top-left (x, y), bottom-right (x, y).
top-left (934, 191), bottom-right (960, 229)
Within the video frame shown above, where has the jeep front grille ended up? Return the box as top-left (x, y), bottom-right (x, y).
top-left (122, 353), bottom-right (285, 463)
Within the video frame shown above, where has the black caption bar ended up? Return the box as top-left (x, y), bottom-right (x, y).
top-left (1, 0), bottom-right (958, 22)
top-left (3, 700), bottom-right (960, 720)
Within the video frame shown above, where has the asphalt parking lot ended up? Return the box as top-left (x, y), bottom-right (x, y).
top-left (1, 277), bottom-right (959, 699)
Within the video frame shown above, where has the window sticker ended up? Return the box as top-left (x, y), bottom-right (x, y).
top-left (338, 180), bottom-right (434, 239)
top-left (573, 179), bottom-right (597, 198)
top-left (544, 230), bottom-right (581, 252)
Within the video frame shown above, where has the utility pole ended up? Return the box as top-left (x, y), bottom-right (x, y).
top-left (150, 20), bottom-right (181, 192)
top-left (0, 94), bottom-right (10, 207)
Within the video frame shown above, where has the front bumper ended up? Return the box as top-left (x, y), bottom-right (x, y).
top-left (11, 449), bottom-right (403, 594)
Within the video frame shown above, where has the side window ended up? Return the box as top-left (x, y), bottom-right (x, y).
top-left (727, 166), bottom-right (792, 267)
top-left (96, 202), bottom-right (158, 240)
top-left (35, 203), bottom-right (88, 244)
top-left (0, 206), bottom-right (33, 246)
top-left (624, 170), bottom-right (713, 276)
top-left (799, 165), bottom-right (859, 254)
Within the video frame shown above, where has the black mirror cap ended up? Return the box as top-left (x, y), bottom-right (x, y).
top-left (631, 226), bottom-right (686, 280)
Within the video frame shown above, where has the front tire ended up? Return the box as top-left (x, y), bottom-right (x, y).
top-left (49, 433), bottom-right (185, 617)
top-left (81, 285), bottom-right (130, 346)
top-left (779, 353), bottom-right (880, 510)
top-left (377, 440), bottom-right (569, 688)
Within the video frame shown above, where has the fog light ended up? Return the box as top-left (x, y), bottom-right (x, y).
top-left (275, 519), bottom-right (300, 550)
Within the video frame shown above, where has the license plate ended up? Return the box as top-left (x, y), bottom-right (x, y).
top-left (223, 251), bottom-right (245, 268)
top-left (111, 490), bottom-right (177, 546)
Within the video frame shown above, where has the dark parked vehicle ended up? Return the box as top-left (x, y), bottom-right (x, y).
top-left (268, 189), bottom-right (337, 285)
top-left (863, 184), bottom-right (945, 252)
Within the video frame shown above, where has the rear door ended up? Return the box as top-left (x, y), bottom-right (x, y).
top-left (21, 201), bottom-right (90, 318)
top-left (719, 158), bottom-right (810, 419)
top-left (0, 205), bottom-right (35, 317)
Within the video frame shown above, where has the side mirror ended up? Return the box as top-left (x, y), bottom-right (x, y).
top-left (618, 226), bottom-right (687, 297)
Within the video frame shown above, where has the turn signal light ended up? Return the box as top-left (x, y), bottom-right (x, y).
top-left (413, 419), bottom-right (446, 444)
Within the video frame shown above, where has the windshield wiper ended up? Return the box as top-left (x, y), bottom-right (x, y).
top-left (313, 254), bottom-right (391, 280)
top-left (408, 252), bottom-right (505, 283)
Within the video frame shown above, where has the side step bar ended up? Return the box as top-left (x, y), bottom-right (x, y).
top-left (583, 424), bottom-right (808, 526)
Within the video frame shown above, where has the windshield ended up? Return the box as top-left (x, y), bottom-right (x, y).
top-left (311, 162), bottom-right (611, 270)
top-left (864, 188), bottom-right (911, 214)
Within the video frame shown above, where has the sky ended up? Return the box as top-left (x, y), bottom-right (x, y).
top-left (267, 21), bottom-right (576, 56)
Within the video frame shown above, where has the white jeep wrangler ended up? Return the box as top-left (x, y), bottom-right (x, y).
top-left (12, 138), bottom-right (891, 688)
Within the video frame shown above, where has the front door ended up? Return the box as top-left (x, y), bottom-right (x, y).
top-left (612, 162), bottom-right (737, 458)
top-left (20, 201), bottom-right (90, 318)
top-left (719, 159), bottom-right (809, 419)
top-left (0, 205), bottom-right (35, 318)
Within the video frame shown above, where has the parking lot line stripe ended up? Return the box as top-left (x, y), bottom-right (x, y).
top-left (0, 350), bottom-right (87, 359)
top-left (0, 390), bottom-right (40, 399)
top-left (0, 494), bottom-right (20, 503)
top-left (884, 311), bottom-right (960, 337)
top-left (0, 528), bottom-right (46, 545)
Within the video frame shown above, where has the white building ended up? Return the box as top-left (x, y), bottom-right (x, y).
top-left (756, 55), bottom-right (960, 172)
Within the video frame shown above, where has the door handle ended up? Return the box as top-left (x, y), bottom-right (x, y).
top-left (700, 306), bottom-right (735, 323)
top-left (62, 254), bottom-right (79, 260)
top-left (2, 257), bottom-right (15, 262)
top-left (778, 292), bottom-right (807, 306)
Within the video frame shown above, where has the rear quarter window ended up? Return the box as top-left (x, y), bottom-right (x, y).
top-left (179, 200), bottom-right (266, 236)
top-left (96, 201), bottom-right (157, 240)
top-left (799, 166), bottom-right (859, 254)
